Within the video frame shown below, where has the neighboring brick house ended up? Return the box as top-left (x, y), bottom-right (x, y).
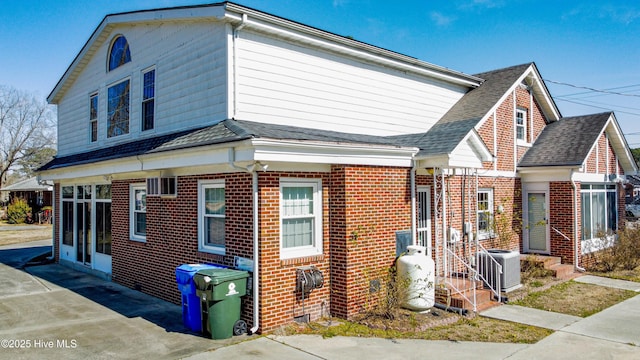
top-left (38, 2), bottom-right (637, 333)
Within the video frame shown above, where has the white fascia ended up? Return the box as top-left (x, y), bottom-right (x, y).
top-left (251, 139), bottom-right (418, 167)
top-left (518, 166), bottom-right (575, 182)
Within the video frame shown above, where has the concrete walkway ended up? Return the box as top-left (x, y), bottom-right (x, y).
top-left (188, 276), bottom-right (640, 360)
top-left (1, 240), bottom-right (639, 359)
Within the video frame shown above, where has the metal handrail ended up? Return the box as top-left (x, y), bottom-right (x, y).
top-left (442, 248), bottom-right (478, 312)
top-left (476, 243), bottom-right (503, 303)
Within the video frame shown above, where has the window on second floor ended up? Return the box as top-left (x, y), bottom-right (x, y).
top-left (89, 93), bottom-right (98, 142)
top-left (107, 79), bottom-right (130, 138)
top-left (108, 35), bottom-right (131, 71)
top-left (142, 68), bottom-right (155, 131)
top-left (515, 108), bottom-right (527, 143)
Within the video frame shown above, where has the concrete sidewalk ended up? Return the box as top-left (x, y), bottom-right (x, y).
top-left (1, 240), bottom-right (639, 359)
top-left (189, 276), bottom-right (640, 359)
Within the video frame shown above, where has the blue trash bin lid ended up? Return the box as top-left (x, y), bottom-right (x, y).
top-left (176, 264), bottom-right (225, 284)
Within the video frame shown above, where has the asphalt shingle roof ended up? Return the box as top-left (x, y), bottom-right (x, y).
top-left (392, 63), bottom-right (533, 156)
top-left (38, 119), bottom-right (402, 171)
top-left (519, 112), bottom-right (612, 167)
top-left (39, 121), bottom-right (249, 171)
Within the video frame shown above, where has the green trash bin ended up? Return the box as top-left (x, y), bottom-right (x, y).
top-left (193, 268), bottom-right (249, 340)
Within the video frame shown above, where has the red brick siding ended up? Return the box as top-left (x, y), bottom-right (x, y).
top-left (329, 165), bottom-right (412, 319)
top-left (257, 171), bottom-right (331, 332)
top-left (549, 182), bottom-right (577, 264)
top-left (110, 174), bottom-right (257, 328)
top-left (53, 183), bottom-right (60, 261)
top-left (477, 86), bottom-right (550, 172)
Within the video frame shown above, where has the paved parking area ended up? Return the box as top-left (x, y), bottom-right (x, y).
top-left (2, 240), bottom-right (640, 359)
top-left (0, 242), bottom-right (248, 359)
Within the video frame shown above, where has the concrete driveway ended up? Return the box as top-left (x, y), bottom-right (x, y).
top-left (0, 241), bottom-right (248, 359)
top-left (2, 240), bottom-right (640, 359)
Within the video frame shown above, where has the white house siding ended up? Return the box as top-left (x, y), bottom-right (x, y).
top-left (235, 30), bottom-right (467, 137)
top-left (56, 20), bottom-right (229, 157)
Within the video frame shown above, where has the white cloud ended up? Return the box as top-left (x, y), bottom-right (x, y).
top-left (430, 11), bottom-right (455, 26)
top-left (563, 4), bottom-right (640, 25)
top-left (332, 0), bottom-right (349, 8)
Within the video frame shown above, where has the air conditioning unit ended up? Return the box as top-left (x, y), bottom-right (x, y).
top-left (146, 177), bottom-right (177, 197)
top-left (478, 249), bottom-right (521, 293)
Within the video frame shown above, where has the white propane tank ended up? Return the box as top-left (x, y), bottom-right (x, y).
top-left (397, 245), bottom-right (435, 311)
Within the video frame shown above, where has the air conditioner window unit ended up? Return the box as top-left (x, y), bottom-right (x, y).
top-left (478, 249), bottom-right (522, 293)
top-left (146, 177), bottom-right (176, 197)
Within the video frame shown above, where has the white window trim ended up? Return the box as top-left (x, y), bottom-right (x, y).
top-left (89, 92), bottom-right (98, 143)
top-left (141, 66), bottom-right (156, 132)
top-left (515, 108), bottom-right (528, 146)
top-left (279, 178), bottom-right (323, 260)
top-left (129, 183), bottom-right (147, 242)
top-left (198, 179), bottom-right (226, 255)
top-left (477, 188), bottom-right (494, 240)
top-left (106, 77), bottom-right (132, 139)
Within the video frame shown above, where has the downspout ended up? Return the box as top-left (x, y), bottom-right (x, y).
top-left (411, 160), bottom-right (417, 247)
top-left (232, 14), bottom-right (248, 119)
top-left (49, 182), bottom-right (56, 262)
top-left (250, 169), bottom-right (260, 334)
top-left (570, 169), bottom-right (586, 272)
top-left (228, 147), bottom-right (261, 334)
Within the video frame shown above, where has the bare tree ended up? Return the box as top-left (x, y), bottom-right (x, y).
top-left (0, 85), bottom-right (56, 190)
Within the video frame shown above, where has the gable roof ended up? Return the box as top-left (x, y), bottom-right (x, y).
top-left (519, 112), bottom-right (637, 173)
top-left (0, 177), bottom-right (52, 192)
top-left (399, 62), bottom-right (561, 159)
top-left (48, 1), bottom-right (480, 104)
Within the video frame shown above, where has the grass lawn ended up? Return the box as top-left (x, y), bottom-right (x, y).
top-left (279, 272), bottom-right (638, 343)
top-left (513, 280), bottom-right (637, 317)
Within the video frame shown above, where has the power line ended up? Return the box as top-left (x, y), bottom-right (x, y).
top-left (558, 83), bottom-right (640, 98)
top-left (555, 97), bottom-right (640, 117)
top-left (545, 79), bottom-right (640, 98)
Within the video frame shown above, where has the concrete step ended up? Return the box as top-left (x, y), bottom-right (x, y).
top-left (450, 287), bottom-right (495, 311)
top-left (521, 254), bottom-right (576, 279)
top-left (521, 254), bottom-right (561, 269)
top-left (549, 263), bottom-right (576, 280)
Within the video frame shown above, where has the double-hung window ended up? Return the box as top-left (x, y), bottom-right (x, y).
top-left (477, 188), bottom-right (494, 238)
top-left (515, 108), bottom-right (527, 143)
top-left (130, 184), bottom-right (147, 241)
top-left (280, 179), bottom-right (323, 259)
top-left (90, 94), bottom-right (98, 142)
top-left (142, 68), bottom-right (155, 131)
top-left (198, 180), bottom-right (225, 254)
top-left (107, 79), bottom-right (130, 138)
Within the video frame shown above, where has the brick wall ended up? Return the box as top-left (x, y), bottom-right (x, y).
top-left (53, 183), bottom-right (60, 261)
top-left (477, 85), bottom-right (548, 173)
top-left (257, 171), bottom-right (331, 331)
top-left (110, 174), bottom-right (257, 329)
top-left (549, 182), bottom-right (576, 264)
top-left (329, 165), bottom-right (412, 320)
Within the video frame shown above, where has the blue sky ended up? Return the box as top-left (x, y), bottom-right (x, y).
top-left (2, 0), bottom-right (640, 146)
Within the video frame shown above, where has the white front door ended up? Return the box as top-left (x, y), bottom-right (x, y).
top-left (417, 186), bottom-right (432, 256)
top-left (525, 191), bottom-right (550, 253)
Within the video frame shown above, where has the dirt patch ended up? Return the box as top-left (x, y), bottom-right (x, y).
top-left (0, 224), bottom-right (53, 246)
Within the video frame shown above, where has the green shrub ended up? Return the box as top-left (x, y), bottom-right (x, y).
top-left (7, 198), bottom-right (31, 224)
